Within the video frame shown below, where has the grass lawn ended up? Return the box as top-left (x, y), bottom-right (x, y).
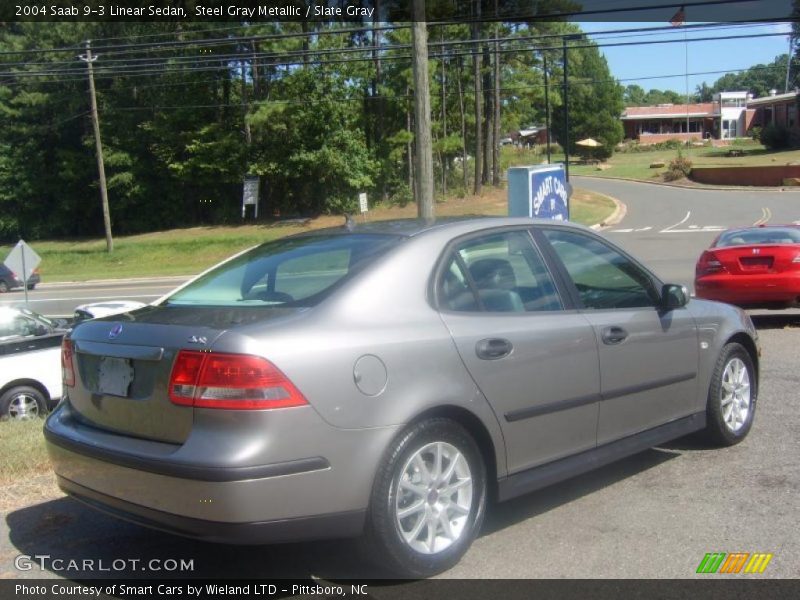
top-left (7, 186), bottom-right (615, 283)
top-left (0, 419), bottom-right (60, 512)
top-left (567, 141), bottom-right (800, 181)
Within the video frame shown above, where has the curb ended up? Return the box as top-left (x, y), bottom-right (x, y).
top-left (586, 191), bottom-right (627, 231)
top-left (37, 275), bottom-right (190, 289)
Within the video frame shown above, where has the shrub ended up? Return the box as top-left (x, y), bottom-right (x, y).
top-left (759, 124), bottom-right (792, 150)
top-left (664, 151), bottom-right (693, 181)
top-left (617, 139), bottom-right (685, 153)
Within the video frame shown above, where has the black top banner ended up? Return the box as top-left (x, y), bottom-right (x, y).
top-left (2, 0), bottom-right (798, 23)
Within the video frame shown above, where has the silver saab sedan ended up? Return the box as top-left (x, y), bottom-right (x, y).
top-left (46, 217), bottom-right (759, 577)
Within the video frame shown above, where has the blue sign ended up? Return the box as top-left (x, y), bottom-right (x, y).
top-left (507, 164), bottom-right (570, 221)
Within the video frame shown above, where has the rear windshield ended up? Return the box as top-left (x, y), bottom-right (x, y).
top-left (165, 233), bottom-right (402, 307)
top-left (715, 228), bottom-right (800, 247)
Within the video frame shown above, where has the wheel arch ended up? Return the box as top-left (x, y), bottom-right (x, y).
top-left (0, 379), bottom-right (51, 404)
top-left (725, 332), bottom-right (759, 384)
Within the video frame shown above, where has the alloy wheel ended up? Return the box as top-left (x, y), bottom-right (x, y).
top-left (8, 392), bottom-right (41, 420)
top-left (720, 357), bottom-right (751, 433)
top-left (394, 441), bottom-right (473, 555)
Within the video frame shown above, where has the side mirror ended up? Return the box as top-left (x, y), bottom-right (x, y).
top-left (34, 324), bottom-right (48, 336)
top-left (661, 283), bottom-right (689, 309)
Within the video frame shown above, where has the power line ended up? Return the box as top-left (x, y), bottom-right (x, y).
top-left (0, 28), bottom-right (791, 81)
top-left (0, 8), bottom-right (784, 60)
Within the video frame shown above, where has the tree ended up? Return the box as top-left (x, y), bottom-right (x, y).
top-left (623, 84), bottom-right (646, 106)
top-left (552, 37), bottom-right (624, 160)
top-left (695, 82), bottom-right (713, 102)
top-left (700, 54), bottom-right (791, 98)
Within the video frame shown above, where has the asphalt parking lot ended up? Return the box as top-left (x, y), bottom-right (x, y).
top-left (2, 313), bottom-right (798, 582)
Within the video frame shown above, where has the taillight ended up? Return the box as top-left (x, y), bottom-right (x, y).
top-left (169, 350), bottom-right (307, 410)
top-left (696, 251), bottom-right (726, 276)
top-left (61, 338), bottom-right (75, 387)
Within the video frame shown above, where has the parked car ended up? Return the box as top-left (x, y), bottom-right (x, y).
top-left (46, 218), bottom-right (759, 577)
top-left (73, 300), bottom-right (148, 325)
top-left (0, 264), bottom-right (40, 293)
top-left (0, 307), bottom-right (67, 420)
top-left (695, 224), bottom-right (800, 308)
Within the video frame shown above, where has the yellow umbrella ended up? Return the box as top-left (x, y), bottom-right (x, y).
top-left (576, 138), bottom-right (602, 147)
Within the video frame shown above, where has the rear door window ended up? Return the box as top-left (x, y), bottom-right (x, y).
top-left (438, 230), bottom-right (563, 312)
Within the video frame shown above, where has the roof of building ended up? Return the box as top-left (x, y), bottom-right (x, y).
top-left (622, 102), bottom-right (719, 121)
top-left (746, 91), bottom-right (800, 106)
top-left (621, 103), bottom-right (717, 120)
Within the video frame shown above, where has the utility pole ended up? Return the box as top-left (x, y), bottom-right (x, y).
top-left (543, 52), bottom-right (551, 164)
top-left (492, 0), bottom-right (501, 186)
top-left (80, 40), bottom-right (113, 252)
top-left (411, 0), bottom-right (434, 220)
top-left (562, 36), bottom-right (570, 181)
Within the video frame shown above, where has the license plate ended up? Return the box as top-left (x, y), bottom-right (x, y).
top-left (740, 257), bottom-right (773, 269)
top-left (97, 356), bottom-right (134, 397)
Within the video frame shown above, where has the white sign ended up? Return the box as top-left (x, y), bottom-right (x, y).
top-left (243, 176), bottom-right (259, 206)
top-left (359, 192), bottom-right (368, 213)
top-left (4, 240), bottom-right (41, 281)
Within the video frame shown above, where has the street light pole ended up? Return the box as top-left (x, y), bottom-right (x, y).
top-left (79, 40), bottom-right (113, 253)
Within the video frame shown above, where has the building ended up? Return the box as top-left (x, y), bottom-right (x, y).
top-left (621, 102), bottom-right (716, 144)
top-left (747, 90), bottom-right (799, 133)
top-left (621, 91), bottom-right (753, 144)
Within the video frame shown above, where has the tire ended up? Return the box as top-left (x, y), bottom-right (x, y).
top-left (0, 386), bottom-right (48, 421)
top-left (703, 342), bottom-right (757, 446)
top-left (26, 284), bottom-right (35, 291)
top-left (361, 418), bottom-right (487, 578)
top-left (0, 280), bottom-right (8, 293)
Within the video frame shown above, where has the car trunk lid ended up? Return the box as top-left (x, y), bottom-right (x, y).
top-left (711, 244), bottom-right (798, 275)
top-left (65, 305), bottom-right (304, 444)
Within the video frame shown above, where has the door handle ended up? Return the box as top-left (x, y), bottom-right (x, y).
top-left (601, 326), bottom-right (628, 345)
top-left (476, 338), bottom-right (513, 360)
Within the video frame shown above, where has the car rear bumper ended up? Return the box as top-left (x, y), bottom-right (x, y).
top-left (56, 475), bottom-right (366, 544)
top-left (45, 401), bottom-right (400, 544)
top-left (695, 272), bottom-right (800, 306)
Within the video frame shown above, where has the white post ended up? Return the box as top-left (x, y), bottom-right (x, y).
top-left (20, 241), bottom-right (29, 306)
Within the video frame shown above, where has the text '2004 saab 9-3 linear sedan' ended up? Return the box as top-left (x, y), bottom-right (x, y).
top-left (46, 217), bottom-right (760, 577)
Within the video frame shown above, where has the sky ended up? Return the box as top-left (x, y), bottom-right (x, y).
top-left (581, 21), bottom-right (795, 96)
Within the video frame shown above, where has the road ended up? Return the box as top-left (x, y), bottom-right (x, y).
top-left (0, 277), bottom-right (187, 317)
top-left (2, 178), bottom-right (799, 583)
top-left (573, 176), bottom-right (800, 289)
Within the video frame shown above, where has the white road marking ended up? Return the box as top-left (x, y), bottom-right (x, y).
top-left (661, 211), bottom-right (691, 233)
top-left (611, 224), bottom-right (726, 234)
top-left (662, 227), bottom-right (726, 233)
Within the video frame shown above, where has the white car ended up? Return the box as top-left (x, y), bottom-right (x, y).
top-left (73, 300), bottom-right (148, 325)
top-left (0, 307), bottom-right (66, 420)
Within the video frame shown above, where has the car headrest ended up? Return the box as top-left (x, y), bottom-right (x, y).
top-left (469, 258), bottom-right (517, 290)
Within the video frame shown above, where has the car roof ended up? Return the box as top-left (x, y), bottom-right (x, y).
top-left (299, 216), bottom-right (587, 239)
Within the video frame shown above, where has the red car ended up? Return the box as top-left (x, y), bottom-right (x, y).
top-left (695, 225), bottom-right (800, 308)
